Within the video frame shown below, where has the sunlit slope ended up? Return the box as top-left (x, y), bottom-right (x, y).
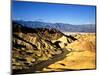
top-left (12, 22), bottom-right (77, 73)
top-left (43, 33), bottom-right (96, 71)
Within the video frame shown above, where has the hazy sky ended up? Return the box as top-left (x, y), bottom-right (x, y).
top-left (12, 1), bottom-right (96, 25)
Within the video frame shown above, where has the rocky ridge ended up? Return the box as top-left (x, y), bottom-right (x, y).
top-left (12, 21), bottom-right (77, 73)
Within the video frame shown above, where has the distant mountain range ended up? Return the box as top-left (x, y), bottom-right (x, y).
top-left (13, 20), bottom-right (96, 33)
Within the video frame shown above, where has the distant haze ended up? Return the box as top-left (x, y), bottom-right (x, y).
top-left (13, 20), bottom-right (96, 33)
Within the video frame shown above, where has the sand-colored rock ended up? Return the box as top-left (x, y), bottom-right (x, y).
top-left (12, 22), bottom-right (96, 74)
top-left (43, 33), bottom-right (96, 71)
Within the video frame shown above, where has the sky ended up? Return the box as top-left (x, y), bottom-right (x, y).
top-left (12, 1), bottom-right (96, 25)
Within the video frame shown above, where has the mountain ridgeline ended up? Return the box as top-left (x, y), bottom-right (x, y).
top-left (14, 20), bottom-right (96, 33)
top-left (12, 21), bottom-right (78, 73)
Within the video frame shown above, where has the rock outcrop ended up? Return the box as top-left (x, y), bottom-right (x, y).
top-left (12, 22), bottom-right (77, 72)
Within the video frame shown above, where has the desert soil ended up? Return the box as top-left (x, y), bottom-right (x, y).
top-left (43, 33), bottom-right (96, 72)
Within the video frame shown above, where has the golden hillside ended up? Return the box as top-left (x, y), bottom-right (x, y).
top-left (12, 22), bottom-right (96, 74)
top-left (43, 33), bottom-right (96, 72)
top-left (12, 22), bottom-right (77, 74)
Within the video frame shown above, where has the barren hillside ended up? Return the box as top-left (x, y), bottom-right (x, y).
top-left (12, 22), bottom-right (96, 74)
